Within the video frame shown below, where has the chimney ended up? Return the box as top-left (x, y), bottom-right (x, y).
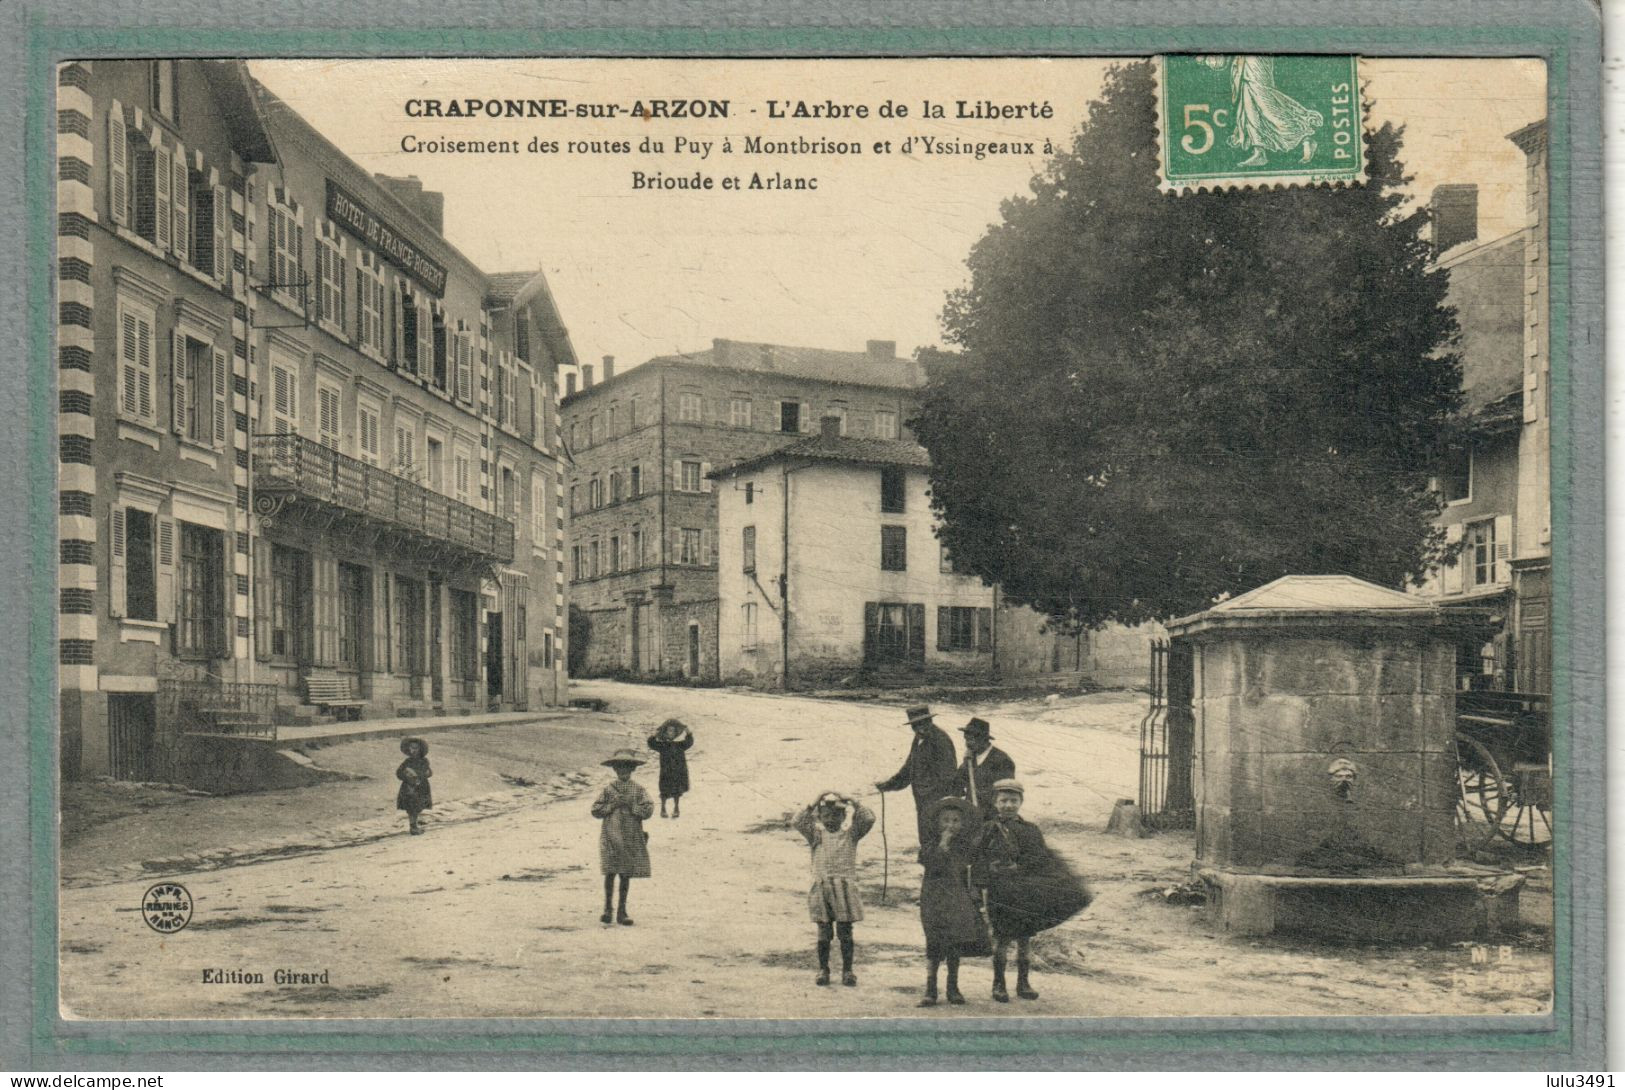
top-left (819, 415), bottom-right (842, 437)
top-left (565, 372), bottom-right (577, 397)
top-left (866, 339), bottom-right (897, 359)
top-left (711, 338), bottom-right (730, 366)
top-left (1430, 184), bottom-right (1478, 254)
top-left (582, 364), bottom-right (595, 388)
top-left (373, 173), bottom-right (446, 235)
top-left (601, 354), bottom-right (615, 381)
top-left (758, 344), bottom-right (775, 370)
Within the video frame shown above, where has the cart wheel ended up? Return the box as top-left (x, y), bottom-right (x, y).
top-left (1454, 733), bottom-right (1508, 849)
top-left (1494, 770), bottom-right (1553, 847)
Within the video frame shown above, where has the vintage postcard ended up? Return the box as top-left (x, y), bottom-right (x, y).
top-left (3, 2), bottom-right (1605, 1070)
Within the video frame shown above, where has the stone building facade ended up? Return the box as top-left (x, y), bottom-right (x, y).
top-left (710, 428), bottom-right (1143, 689)
top-left (1414, 120), bottom-right (1550, 696)
top-left (559, 339), bottom-right (922, 680)
top-left (56, 60), bottom-right (573, 783)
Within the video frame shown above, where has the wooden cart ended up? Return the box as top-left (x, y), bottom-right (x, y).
top-left (1454, 690), bottom-right (1552, 847)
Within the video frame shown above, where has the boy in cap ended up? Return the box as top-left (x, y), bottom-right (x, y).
top-left (971, 778), bottom-right (1092, 1002)
top-left (954, 717), bottom-right (1015, 821)
top-left (591, 748), bottom-right (655, 925)
top-left (792, 791), bottom-right (876, 986)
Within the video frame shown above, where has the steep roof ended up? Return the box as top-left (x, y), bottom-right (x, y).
top-left (652, 338), bottom-right (923, 390)
top-left (711, 434), bottom-right (931, 479)
top-left (483, 271), bottom-right (539, 308)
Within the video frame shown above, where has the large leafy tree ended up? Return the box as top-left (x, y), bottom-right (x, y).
top-left (913, 61), bottom-right (1463, 629)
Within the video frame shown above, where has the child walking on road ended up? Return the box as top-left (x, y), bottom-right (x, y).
top-left (592, 748), bottom-right (656, 926)
top-left (395, 737), bottom-right (432, 835)
top-left (793, 792), bottom-right (875, 987)
top-left (646, 718), bottom-right (695, 818)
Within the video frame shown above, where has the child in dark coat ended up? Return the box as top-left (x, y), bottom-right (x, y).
top-left (646, 718), bottom-right (695, 818)
top-left (916, 796), bottom-right (987, 1006)
top-left (395, 737), bottom-right (433, 835)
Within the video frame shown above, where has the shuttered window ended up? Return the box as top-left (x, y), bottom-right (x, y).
top-left (316, 384), bottom-right (341, 450)
top-left (880, 525), bottom-right (907, 571)
top-left (117, 301), bottom-right (156, 424)
top-left (122, 507), bottom-right (158, 622)
top-left (270, 362), bottom-right (299, 434)
top-left (936, 606), bottom-right (992, 652)
top-left (357, 399), bottom-right (381, 465)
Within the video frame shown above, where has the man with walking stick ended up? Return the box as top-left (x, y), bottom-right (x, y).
top-left (875, 705), bottom-right (959, 846)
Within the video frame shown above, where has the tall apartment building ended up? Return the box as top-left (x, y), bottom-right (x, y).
top-left (559, 338), bottom-right (922, 680)
top-left (1415, 120), bottom-right (1550, 695)
top-left (56, 60), bottom-right (573, 784)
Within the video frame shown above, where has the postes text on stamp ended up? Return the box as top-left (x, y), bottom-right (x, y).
top-left (1158, 55), bottom-right (1364, 191)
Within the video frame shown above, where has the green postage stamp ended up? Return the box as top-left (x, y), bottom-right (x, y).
top-left (1158, 54), bottom-right (1365, 190)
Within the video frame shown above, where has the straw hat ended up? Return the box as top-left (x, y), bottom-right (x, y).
top-left (601, 747), bottom-right (647, 768)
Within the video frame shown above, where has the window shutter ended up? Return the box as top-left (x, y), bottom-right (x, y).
top-left (253, 537), bottom-right (272, 661)
top-left (799, 402), bottom-right (812, 433)
top-left (670, 527), bottom-right (682, 565)
top-left (907, 603), bottom-right (926, 664)
top-left (314, 557), bottom-right (338, 667)
top-left (212, 185), bottom-right (227, 285)
top-left (936, 606), bottom-right (950, 651)
top-left (120, 310), bottom-right (139, 417)
top-left (390, 280), bottom-right (404, 367)
top-left (136, 315), bottom-right (153, 420)
top-left (211, 348), bottom-right (228, 449)
top-left (373, 568), bottom-right (392, 674)
top-left (155, 516), bottom-right (176, 624)
top-left (672, 459), bottom-right (683, 492)
top-left (863, 602), bottom-right (877, 664)
top-left (417, 302), bottom-right (431, 380)
top-left (153, 143), bottom-right (171, 250)
top-left (171, 330), bottom-right (187, 434)
top-left (215, 530), bottom-right (232, 658)
top-left (1444, 523), bottom-right (1465, 595)
top-left (1493, 515), bottom-right (1513, 586)
top-left (977, 608), bottom-right (992, 651)
top-left (294, 221), bottom-right (306, 312)
top-left (700, 461), bottom-right (713, 493)
top-left (337, 253), bottom-right (348, 332)
top-left (107, 102), bottom-right (128, 228)
top-left (108, 507), bottom-right (127, 618)
top-left (457, 334), bottom-right (472, 402)
top-left (701, 529), bottom-right (713, 566)
top-left (170, 144), bottom-right (188, 263)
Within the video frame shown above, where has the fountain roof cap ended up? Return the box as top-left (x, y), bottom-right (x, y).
top-left (1166, 575), bottom-right (1496, 639)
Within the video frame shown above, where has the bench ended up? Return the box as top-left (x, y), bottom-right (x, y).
top-left (304, 671), bottom-right (366, 721)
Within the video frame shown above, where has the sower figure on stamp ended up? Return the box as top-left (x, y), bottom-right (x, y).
top-left (954, 717), bottom-right (1015, 822)
top-left (875, 705), bottom-right (959, 845)
top-left (591, 748), bottom-right (655, 926)
top-left (971, 779), bottom-right (1093, 1003)
top-left (395, 738), bottom-right (433, 836)
top-left (793, 791), bottom-right (875, 987)
top-left (646, 718), bottom-right (695, 819)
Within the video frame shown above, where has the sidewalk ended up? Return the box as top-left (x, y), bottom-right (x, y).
top-left (275, 708), bottom-right (572, 747)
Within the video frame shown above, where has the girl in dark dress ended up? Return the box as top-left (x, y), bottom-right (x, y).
top-left (645, 718), bottom-right (695, 818)
top-left (971, 779), bottom-right (1093, 1003)
top-left (916, 796), bottom-right (988, 1006)
top-left (395, 737), bottom-right (433, 835)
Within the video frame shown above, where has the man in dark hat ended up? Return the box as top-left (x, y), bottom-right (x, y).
top-left (954, 717), bottom-right (1016, 821)
top-left (875, 705), bottom-right (959, 845)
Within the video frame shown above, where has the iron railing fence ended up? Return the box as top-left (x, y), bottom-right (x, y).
top-left (158, 678), bottom-right (279, 740)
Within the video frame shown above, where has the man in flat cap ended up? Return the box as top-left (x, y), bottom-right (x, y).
top-left (875, 705), bottom-right (959, 845)
top-left (954, 717), bottom-right (1016, 822)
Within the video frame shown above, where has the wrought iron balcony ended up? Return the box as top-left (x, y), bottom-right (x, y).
top-left (253, 433), bottom-right (515, 564)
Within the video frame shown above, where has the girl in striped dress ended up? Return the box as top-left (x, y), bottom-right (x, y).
top-left (792, 792), bottom-right (875, 987)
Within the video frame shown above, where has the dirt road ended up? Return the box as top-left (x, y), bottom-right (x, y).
top-left (58, 681), bottom-right (1553, 1020)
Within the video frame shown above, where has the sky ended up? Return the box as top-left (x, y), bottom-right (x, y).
top-left (248, 57), bottom-right (1546, 374)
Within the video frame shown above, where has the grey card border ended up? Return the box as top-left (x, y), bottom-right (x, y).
top-left (0, 0), bottom-right (1604, 1071)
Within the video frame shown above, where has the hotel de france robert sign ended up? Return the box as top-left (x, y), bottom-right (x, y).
top-left (325, 178), bottom-right (450, 297)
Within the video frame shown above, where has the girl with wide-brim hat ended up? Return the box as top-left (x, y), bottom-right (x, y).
top-left (395, 738), bottom-right (433, 835)
top-left (591, 748), bottom-right (655, 925)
